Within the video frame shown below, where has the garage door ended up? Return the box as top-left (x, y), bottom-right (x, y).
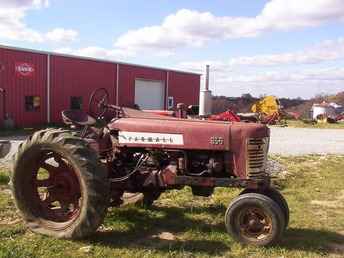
top-left (134, 79), bottom-right (165, 110)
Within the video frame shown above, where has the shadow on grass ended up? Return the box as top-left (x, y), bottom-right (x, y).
top-left (84, 205), bottom-right (229, 255)
top-left (81, 205), bottom-right (344, 256)
top-left (0, 172), bottom-right (9, 185)
top-left (279, 227), bottom-right (344, 254)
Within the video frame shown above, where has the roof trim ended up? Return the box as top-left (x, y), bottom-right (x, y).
top-left (0, 44), bottom-right (202, 76)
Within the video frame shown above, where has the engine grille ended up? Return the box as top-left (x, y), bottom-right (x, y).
top-left (246, 137), bottom-right (269, 179)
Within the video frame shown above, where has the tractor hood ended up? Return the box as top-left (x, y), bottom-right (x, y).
top-left (109, 112), bottom-right (269, 151)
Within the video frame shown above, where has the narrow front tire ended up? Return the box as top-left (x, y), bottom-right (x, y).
top-left (225, 193), bottom-right (285, 246)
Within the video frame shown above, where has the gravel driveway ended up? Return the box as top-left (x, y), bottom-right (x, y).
top-left (0, 136), bottom-right (26, 168)
top-left (0, 127), bottom-right (344, 168)
top-left (269, 127), bottom-right (344, 155)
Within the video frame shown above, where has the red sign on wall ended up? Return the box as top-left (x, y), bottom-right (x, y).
top-left (15, 62), bottom-right (35, 77)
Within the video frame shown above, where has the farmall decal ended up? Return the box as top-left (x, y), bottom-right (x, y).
top-left (15, 63), bottom-right (35, 77)
top-left (119, 132), bottom-right (184, 145)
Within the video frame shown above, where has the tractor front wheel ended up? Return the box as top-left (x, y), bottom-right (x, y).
top-left (240, 187), bottom-right (289, 229)
top-left (225, 193), bottom-right (285, 246)
top-left (11, 129), bottom-right (110, 239)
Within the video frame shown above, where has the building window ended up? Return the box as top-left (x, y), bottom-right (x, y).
top-left (70, 96), bottom-right (83, 110)
top-left (25, 96), bottom-right (41, 112)
top-left (168, 96), bottom-right (174, 109)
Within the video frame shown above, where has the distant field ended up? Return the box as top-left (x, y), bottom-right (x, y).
top-left (285, 120), bottom-right (344, 129)
top-left (0, 155), bottom-right (343, 258)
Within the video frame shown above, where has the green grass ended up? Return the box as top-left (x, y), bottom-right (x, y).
top-left (0, 170), bottom-right (9, 186)
top-left (284, 120), bottom-right (344, 129)
top-left (0, 155), bottom-right (343, 257)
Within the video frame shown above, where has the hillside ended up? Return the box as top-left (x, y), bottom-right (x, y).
top-left (212, 95), bottom-right (306, 114)
top-left (212, 92), bottom-right (344, 118)
top-left (286, 91), bottom-right (344, 118)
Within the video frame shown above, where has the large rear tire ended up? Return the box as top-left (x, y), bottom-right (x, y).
top-left (11, 129), bottom-right (110, 239)
top-left (225, 193), bottom-right (285, 246)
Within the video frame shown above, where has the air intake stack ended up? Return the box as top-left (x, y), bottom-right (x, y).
top-left (199, 65), bottom-right (212, 117)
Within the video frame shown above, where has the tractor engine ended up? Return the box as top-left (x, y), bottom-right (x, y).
top-left (108, 149), bottom-right (228, 198)
top-left (109, 149), bottom-right (227, 180)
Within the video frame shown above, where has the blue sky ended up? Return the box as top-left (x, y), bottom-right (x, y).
top-left (1, 0), bottom-right (344, 99)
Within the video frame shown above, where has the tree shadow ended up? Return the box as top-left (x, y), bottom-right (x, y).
top-left (278, 227), bottom-right (344, 254)
top-left (82, 205), bottom-right (229, 255)
top-left (80, 205), bottom-right (344, 256)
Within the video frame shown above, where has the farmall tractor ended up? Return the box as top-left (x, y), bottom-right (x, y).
top-left (11, 88), bottom-right (289, 246)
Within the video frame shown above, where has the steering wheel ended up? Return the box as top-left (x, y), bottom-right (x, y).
top-left (88, 88), bottom-right (110, 118)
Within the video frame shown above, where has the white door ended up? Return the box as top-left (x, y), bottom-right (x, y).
top-left (134, 79), bottom-right (165, 110)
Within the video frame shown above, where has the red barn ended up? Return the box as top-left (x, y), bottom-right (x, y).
top-left (0, 45), bottom-right (200, 127)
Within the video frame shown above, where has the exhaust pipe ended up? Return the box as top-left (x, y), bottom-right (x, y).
top-left (199, 65), bottom-right (212, 117)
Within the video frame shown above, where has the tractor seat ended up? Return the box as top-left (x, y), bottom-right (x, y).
top-left (61, 110), bottom-right (96, 126)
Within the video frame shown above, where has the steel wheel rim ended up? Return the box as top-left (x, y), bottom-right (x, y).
top-left (237, 207), bottom-right (272, 241)
top-left (30, 150), bottom-right (82, 229)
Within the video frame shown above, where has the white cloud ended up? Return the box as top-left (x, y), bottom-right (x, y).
top-left (0, 0), bottom-right (49, 9)
top-left (223, 68), bottom-right (344, 84)
top-left (113, 9), bottom-right (258, 54)
top-left (258, 0), bottom-right (344, 30)
top-left (229, 37), bottom-right (344, 66)
top-left (0, 6), bottom-right (45, 42)
top-left (114, 0), bottom-right (344, 55)
top-left (177, 37), bottom-right (344, 74)
top-left (45, 28), bottom-right (79, 43)
top-left (0, 0), bottom-right (78, 43)
top-left (32, 0), bottom-right (49, 8)
top-left (223, 68), bottom-right (344, 98)
top-left (176, 39), bottom-right (344, 99)
top-left (210, 67), bottom-right (344, 98)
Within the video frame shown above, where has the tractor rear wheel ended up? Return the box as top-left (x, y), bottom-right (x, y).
top-left (225, 193), bottom-right (285, 246)
top-left (11, 129), bottom-right (110, 239)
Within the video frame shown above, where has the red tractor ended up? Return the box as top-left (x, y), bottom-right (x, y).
top-left (11, 88), bottom-right (289, 246)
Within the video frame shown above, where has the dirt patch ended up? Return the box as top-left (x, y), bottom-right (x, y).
top-left (132, 230), bottom-right (180, 249)
top-left (327, 243), bottom-right (344, 254)
top-left (121, 192), bottom-right (144, 206)
top-left (79, 245), bottom-right (93, 254)
top-left (152, 231), bottom-right (176, 241)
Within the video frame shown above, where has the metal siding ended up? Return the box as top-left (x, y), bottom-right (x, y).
top-left (118, 64), bottom-right (167, 108)
top-left (0, 89), bottom-right (4, 125)
top-left (50, 56), bottom-right (117, 123)
top-left (0, 44), bottom-right (200, 76)
top-left (168, 72), bottom-right (200, 106)
top-left (0, 46), bottom-right (201, 127)
top-left (0, 48), bottom-right (47, 126)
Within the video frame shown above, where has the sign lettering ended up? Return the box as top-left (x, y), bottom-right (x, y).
top-left (15, 63), bottom-right (35, 77)
top-left (119, 132), bottom-right (184, 145)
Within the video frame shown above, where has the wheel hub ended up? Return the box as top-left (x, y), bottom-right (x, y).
top-left (239, 207), bottom-right (272, 240)
top-left (32, 151), bottom-right (82, 224)
top-left (47, 172), bottom-right (80, 202)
